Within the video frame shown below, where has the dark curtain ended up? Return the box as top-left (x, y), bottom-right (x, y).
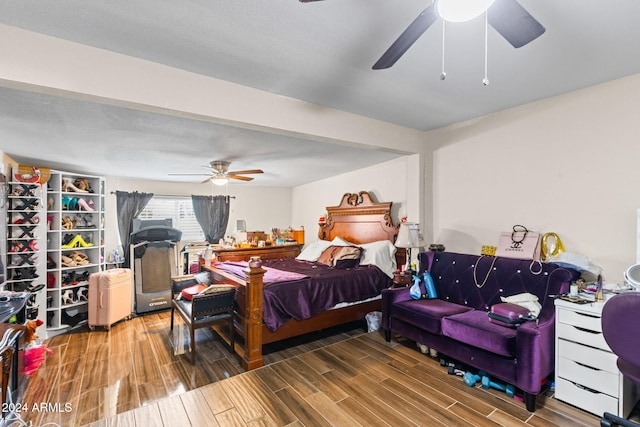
top-left (116, 191), bottom-right (154, 265)
top-left (191, 195), bottom-right (230, 243)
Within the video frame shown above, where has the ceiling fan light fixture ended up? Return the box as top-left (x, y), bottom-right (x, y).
top-left (211, 176), bottom-right (229, 186)
top-left (436, 0), bottom-right (495, 23)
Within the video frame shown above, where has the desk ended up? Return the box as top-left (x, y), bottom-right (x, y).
top-left (0, 296), bottom-right (29, 324)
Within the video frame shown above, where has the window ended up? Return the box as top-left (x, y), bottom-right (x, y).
top-left (138, 196), bottom-right (204, 242)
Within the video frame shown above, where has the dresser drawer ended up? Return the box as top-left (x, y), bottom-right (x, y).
top-left (555, 377), bottom-right (619, 416)
top-left (556, 321), bottom-right (610, 351)
top-left (558, 339), bottom-right (617, 373)
top-left (557, 307), bottom-right (603, 331)
top-left (558, 356), bottom-right (619, 397)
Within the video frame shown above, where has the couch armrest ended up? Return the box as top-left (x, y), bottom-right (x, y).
top-left (515, 316), bottom-right (556, 394)
top-left (381, 287), bottom-right (412, 330)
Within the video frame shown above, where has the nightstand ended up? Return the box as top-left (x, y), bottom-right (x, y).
top-left (554, 298), bottom-right (640, 417)
top-left (392, 271), bottom-right (413, 288)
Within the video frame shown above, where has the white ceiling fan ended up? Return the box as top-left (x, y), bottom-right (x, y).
top-left (170, 160), bottom-right (263, 185)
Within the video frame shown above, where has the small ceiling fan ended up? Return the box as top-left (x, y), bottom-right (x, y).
top-left (300, 0), bottom-right (545, 70)
top-left (169, 160), bottom-right (263, 185)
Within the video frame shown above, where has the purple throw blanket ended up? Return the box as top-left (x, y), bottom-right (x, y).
top-left (213, 261), bottom-right (309, 284)
top-left (215, 259), bottom-right (391, 331)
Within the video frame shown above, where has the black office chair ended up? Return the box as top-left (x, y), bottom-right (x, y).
top-left (170, 275), bottom-right (236, 364)
top-left (601, 292), bottom-right (640, 427)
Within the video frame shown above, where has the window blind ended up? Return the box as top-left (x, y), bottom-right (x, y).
top-left (138, 196), bottom-right (204, 242)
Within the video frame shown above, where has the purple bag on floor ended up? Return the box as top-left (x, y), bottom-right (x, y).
top-left (488, 303), bottom-right (536, 328)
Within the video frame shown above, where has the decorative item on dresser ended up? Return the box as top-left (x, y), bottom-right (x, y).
top-left (206, 244), bottom-right (300, 263)
top-left (203, 191), bottom-right (404, 370)
top-left (392, 271), bottom-right (413, 288)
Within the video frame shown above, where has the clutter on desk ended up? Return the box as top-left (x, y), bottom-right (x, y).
top-left (0, 290), bottom-right (28, 300)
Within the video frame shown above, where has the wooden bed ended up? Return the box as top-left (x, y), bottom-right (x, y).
top-left (204, 191), bottom-right (403, 370)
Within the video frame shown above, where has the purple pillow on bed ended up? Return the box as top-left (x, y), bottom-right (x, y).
top-left (317, 245), bottom-right (363, 269)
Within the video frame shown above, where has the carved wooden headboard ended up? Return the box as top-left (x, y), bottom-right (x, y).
top-left (317, 191), bottom-right (399, 245)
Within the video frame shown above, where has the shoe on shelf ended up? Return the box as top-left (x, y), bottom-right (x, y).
top-left (77, 198), bottom-right (94, 212)
top-left (61, 196), bottom-right (70, 210)
top-left (11, 187), bottom-right (36, 197)
top-left (27, 283), bottom-right (45, 293)
top-left (61, 234), bottom-right (94, 249)
top-left (76, 287), bottom-right (88, 301)
top-left (61, 216), bottom-right (75, 230)
top-left (61, 309), bottom-right (87, 327)
top-left (62, 178), bottom-right (88, 193)
top-left (73, 214), bottom-right (95, 229)
top-left (61, 289), bottom-right (75, 305)
top-left (74, 178), bottom-right (93, 193)
top-left (70, 251), bottom-right (90, 265)
top-left (47, 272), bottom-right (56, 288)
top-left (60, 255), bottom-right (77, 267)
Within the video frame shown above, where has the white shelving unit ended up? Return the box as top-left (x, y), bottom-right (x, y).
top-left (6, 172), bottom-right (46, 322)
top-left (46, 171), bottom-right (105, 335)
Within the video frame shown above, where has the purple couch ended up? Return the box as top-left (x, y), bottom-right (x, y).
top-left (382, 251), bottom-right (578, 411)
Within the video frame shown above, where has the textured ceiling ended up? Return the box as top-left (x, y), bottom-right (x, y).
top-left (1, 0), bottom-right (640, 186)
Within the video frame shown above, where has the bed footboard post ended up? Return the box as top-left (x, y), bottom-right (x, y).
top-left (243, 264), bottom-right (266, 371)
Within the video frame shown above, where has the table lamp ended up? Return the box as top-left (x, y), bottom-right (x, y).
top-left (395, 222), bottom-right (425, 274)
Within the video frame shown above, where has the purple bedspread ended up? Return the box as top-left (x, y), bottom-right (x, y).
top-left (217, 259), bottom-right (392, 331)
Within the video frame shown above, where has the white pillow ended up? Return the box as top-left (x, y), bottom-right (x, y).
top-left (296, 239), bottom-right (333, 261)
top-left (193, 271), bottom-right (210, 285)
top-left (359, 240), bottom-right (397, 278)
top-left (331, 236), bottom-right (355, 246)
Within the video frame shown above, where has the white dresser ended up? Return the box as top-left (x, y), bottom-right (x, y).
top-left (554, 298), bottom-right (639, 417)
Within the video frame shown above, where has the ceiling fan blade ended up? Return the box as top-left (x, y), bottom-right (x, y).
top-left (299, 0), bottom-right (323, 2)
top-left (228, 169), bottom-right (263, 175)
top-left (488, 0), bottom-right (545, 48)
top-left (200, 177), bottom-right (213, 184)
top-left (372, 5), bottom-right (438, 70)
top-left (168, 173), bottom-right (211, 176)
top-left (229, 175), bottom-right (254, 181)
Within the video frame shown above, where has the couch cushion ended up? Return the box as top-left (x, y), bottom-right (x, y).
top-left (392, 299), bottom-right (472, 334)
top-left (442, 310), bottom-right (518, 357)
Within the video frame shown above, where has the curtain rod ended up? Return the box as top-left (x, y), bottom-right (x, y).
top-left (109, 192), bottom-right (235, 199)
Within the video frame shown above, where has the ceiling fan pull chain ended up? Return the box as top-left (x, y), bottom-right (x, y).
top-left (440, 11), bottom-right (446, 81)
top-left (483, 10), bottom-right (490, 86)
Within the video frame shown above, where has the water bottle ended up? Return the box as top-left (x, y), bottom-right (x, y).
top-left (423, 271), bottom-right (437, 299)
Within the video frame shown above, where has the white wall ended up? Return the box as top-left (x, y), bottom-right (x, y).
top-left (291, 155), bottom-right (423, 246)
top-left (104, 178), bottom-right (291, 253)
top-left (428, 73), bottom-right (640, 282)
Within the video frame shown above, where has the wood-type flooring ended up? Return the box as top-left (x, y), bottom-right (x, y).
top-left (16, 310), bottom-right (602, 426)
